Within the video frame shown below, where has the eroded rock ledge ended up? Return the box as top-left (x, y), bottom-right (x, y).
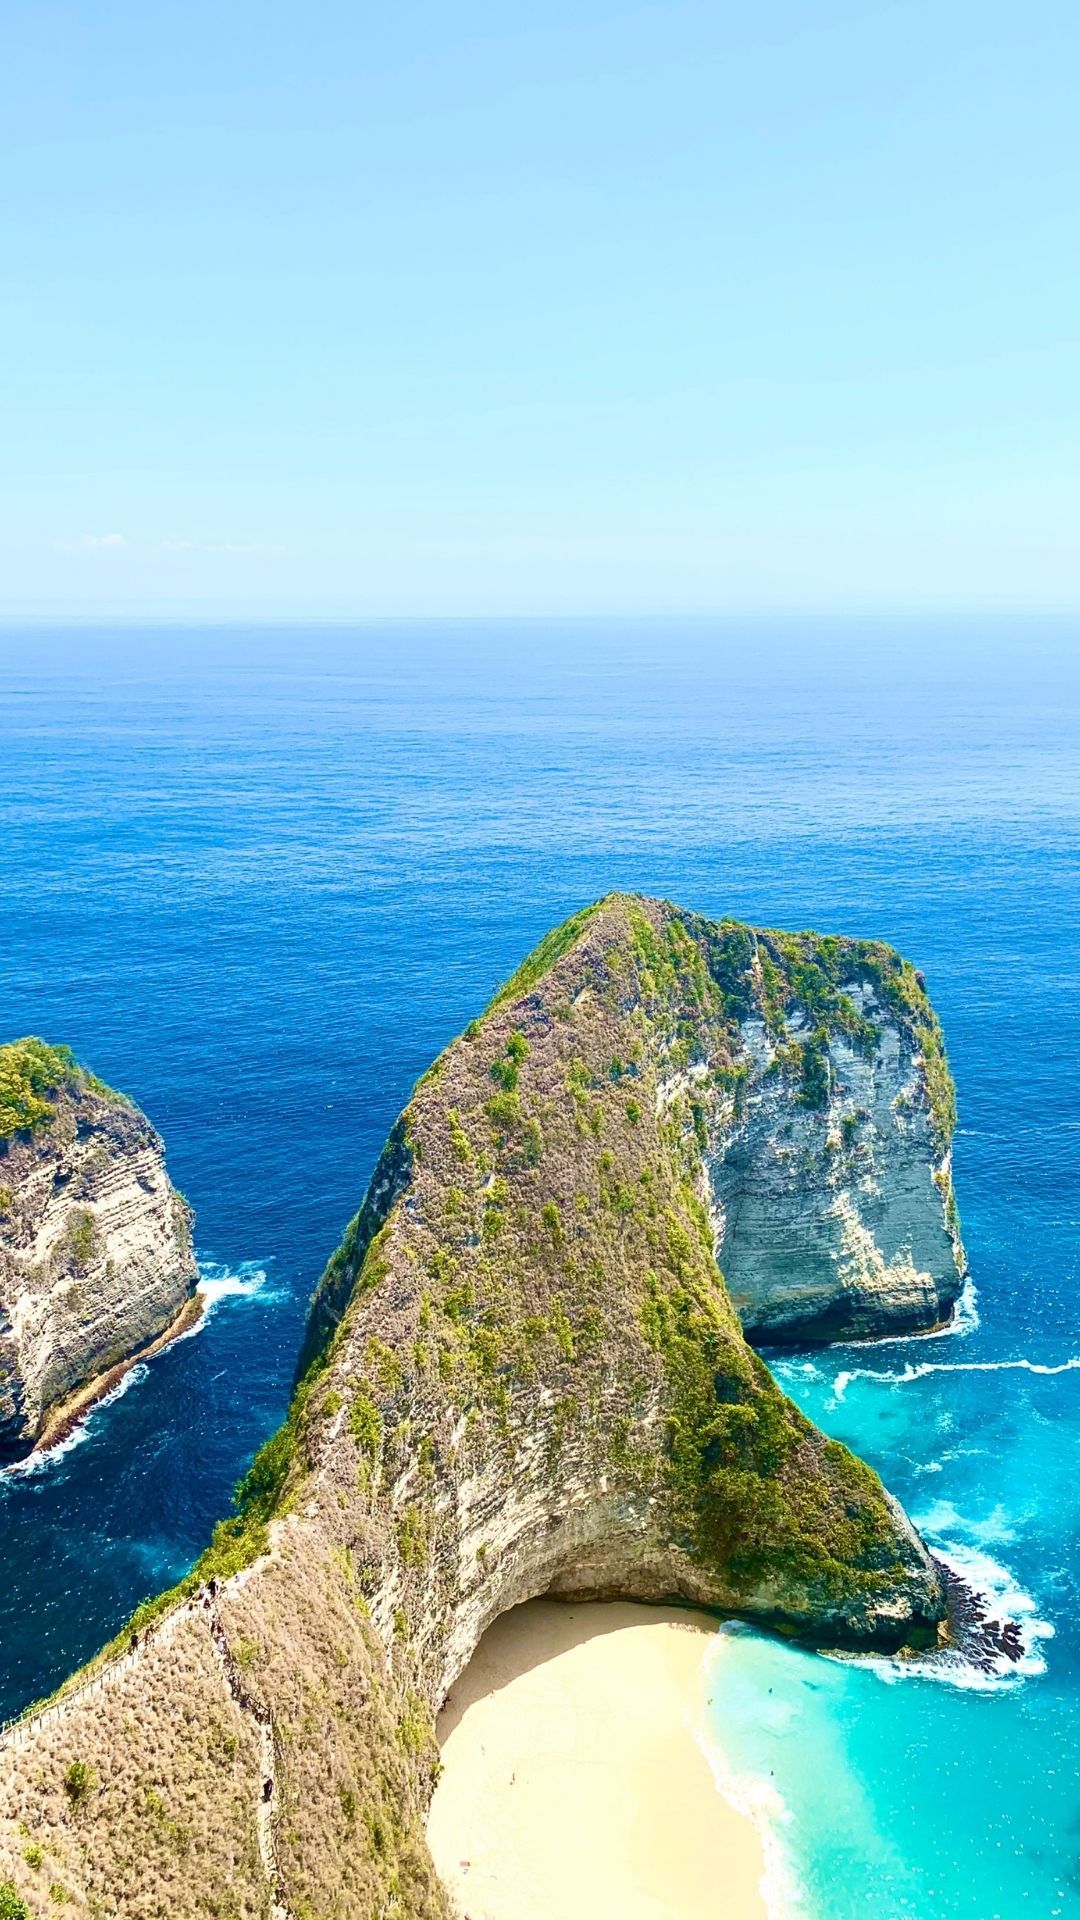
top-left (0, 1038), bottom-right (197, 1462)
top-left (0, 900), bottom-right (964, 1919)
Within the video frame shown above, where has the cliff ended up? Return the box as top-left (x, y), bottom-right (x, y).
top-left (0, 1039), bottom-right (197, 1462)
top-left (697, 916), bottom-right (965, 1341)
top-left (0, 901), bottom-right (961, 1919)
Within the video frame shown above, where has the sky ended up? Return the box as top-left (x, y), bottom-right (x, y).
top-left (2, 0), bottom-right (1078, 617)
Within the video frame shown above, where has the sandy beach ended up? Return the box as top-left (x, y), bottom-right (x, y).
top-left (427, 1599), bottom-right (768, 1920)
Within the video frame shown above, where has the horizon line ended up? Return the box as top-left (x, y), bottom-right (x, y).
top-left (2, 605), bottom-right (1080, 628)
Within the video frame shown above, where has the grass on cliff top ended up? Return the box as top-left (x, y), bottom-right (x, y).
top-left (469, 893), bottom-right (952, 1146)
top-left (0, 1037), bottom-right (130, 1144)
top-left (483, 900), bottom-right (602, 1016)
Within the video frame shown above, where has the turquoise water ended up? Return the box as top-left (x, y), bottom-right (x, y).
top-left (0, 618), bottom-right (1077, 1912)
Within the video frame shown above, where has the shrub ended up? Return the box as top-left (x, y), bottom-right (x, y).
top-left (63, 1759), bottom-right (97, 1807)
top-left (0, 1887), bottom-right (29, 1920)
top-left (540, 1201), bottom-right (563, 1246)
top-left (447, 1109), bottom-right (473, 1164)
top-left (349, 1394), bottom-right (382, 1458)
top-left (799, 1030), bottom-right (831, 1109)
top-left (397, 1505), bottom-right (429, 1568)
top-left (0, 1037), bottom-right (81, 1140)
top-left (67, 1207), bottom-right (97, 1268)
top-left (485, 1090), bottom-right (520, 1138)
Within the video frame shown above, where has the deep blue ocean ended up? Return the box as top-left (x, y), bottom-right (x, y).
top-left (0, 619), bottom-right (1077, 1917)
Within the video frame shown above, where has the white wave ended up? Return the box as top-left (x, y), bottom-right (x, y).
top-left (0, 1364), bottom-right (150, 1481)
top-left (773, 1359), bottom-right (825, 1381)
top-left (834, 1539), bottom-right (1053, 1694)
top-left (1, 1259), bottom-right (271, 1482)
top-left (832, 1273), bottom-right (981, 1360)
top-left (195, 1261), bottom-right (271, 1315)
top-left (943, 1272), bottom-right (980, 1337)
top-left (695, 1639), bottom-right (809, 1920)
top-left (914, 1498), bottom-right (1015, 1546)
top-left (831, 1351), bottom-right (1080, 1404)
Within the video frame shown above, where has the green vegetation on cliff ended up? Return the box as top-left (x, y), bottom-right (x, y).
top-left (0, 1038), bottom-right (129, 1143)
top-left (291, 894), bottom-right (950, 1626)
top-left (139, 894), bottom-right (955, 1628)
top-left (0, 1040), bottom-right (82, 1142)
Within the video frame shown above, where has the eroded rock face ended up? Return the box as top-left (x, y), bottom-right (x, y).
top-left (711, 981), bottom-right (965, 1343)
top-left (0, 903), bottom-right (961, 1919)
top-left (0, 1040), bottom-right (197, 1461)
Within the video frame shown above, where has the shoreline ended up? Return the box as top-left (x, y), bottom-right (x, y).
top-left (428, 1598), bottom-right (769, 1920)
top-left (30, 1289), bottom-right (206, 1457)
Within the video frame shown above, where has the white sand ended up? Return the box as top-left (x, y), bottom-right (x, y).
top-left (427, 1599), bottom-right (768, 1920)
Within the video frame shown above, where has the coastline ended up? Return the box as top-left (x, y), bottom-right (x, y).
top-left (428, 1598), bottom-right (769, 1920)
top-left (30, 1289), bottom-right (206, 1457)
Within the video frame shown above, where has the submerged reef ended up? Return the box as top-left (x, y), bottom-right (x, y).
top-left (0, 899), bottom-right (964, 1918)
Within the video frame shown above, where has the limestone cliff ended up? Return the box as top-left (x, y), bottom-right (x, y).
top-left (0, 901), bottom-right (960, 1920)
top-left (0, 1039), bottom-right (197, 1462)
top-left (696, 919), bottom-right (965, 1342)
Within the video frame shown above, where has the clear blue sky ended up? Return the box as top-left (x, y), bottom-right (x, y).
top-left (3, 0), bottom-right (1078, 616)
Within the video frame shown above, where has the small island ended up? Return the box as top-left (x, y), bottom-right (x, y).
top-left (0, 898), bottom-right (965, 1918)
top-left (0, 1038), bottom-right (198, 1463)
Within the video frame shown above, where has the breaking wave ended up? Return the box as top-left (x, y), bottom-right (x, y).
top-left (696, 1638), bottom-right (809, 1920)
top-left (851, 1539), bottom-right (1055, 1693)
top-left (830, 1352), bottom-right (1080, 1405)
top-left (1, 1259), bottom-right (273, 1480)
top-left (0, 1364), bottom-right (150, 1481)
top-left (192, 1259), bottom-right (273, 1319)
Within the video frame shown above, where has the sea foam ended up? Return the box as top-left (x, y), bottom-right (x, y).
top-left (0, 1258), bottom-right (272, 1480)
top-left (831, 1536), bottom-right (1055, 1694)
top-left (696, 1635), bottom-right (810, 1920)
top-left (192, 1259), bottom-right (272, 1319)
top-left (830, 1351), bottom-right (1080, 1405)
top-left (0, 1363), bottom-right (150, 1481)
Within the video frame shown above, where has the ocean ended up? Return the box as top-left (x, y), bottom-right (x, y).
top-left (0, 617), bottom-right (1077, 1916)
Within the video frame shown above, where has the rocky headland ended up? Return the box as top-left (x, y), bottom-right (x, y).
top-left (0, 1038), bottom-right (197, 1463)
top-left (0, 899), bottom-right (966, 1919)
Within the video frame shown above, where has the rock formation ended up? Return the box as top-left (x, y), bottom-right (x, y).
top-left (0, 1038), bottom-right (197, 1462)
top-left (0, 900), bottom-right (963, 1919)
top-left (699, 923), bottom-right (965, 1342)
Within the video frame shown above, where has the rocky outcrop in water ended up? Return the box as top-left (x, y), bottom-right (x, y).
top-left (0, 902), bottom-right (961, 1918)
top-left (0, 1039), bottom-right (197, 1462)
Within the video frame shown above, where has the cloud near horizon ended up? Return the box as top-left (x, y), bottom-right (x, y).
top-left (53, 533), bottom-right (127, 553)
top-left (157, 540), bottom-right (267, 556)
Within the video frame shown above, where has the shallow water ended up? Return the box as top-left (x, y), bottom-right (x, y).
top-left (0, 617), bottom-right (1077, 1912)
